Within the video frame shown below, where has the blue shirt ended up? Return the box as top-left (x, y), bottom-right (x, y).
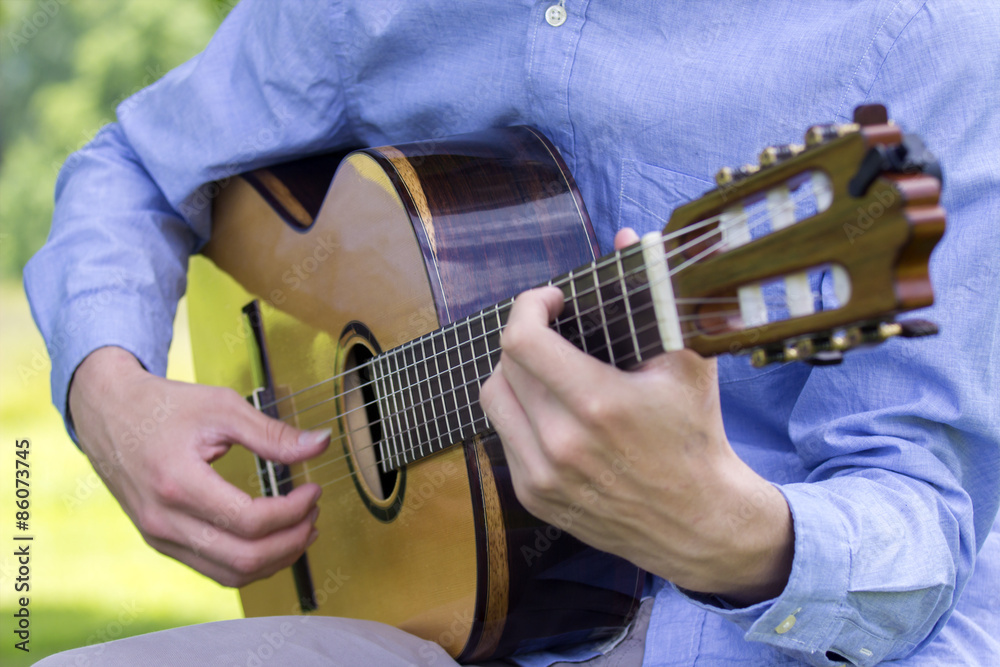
top-left (25, 1), bottom-right (1000, 665)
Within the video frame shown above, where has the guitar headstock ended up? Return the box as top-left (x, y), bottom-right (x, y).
top-left (664, 104), bottom-right (944, 366)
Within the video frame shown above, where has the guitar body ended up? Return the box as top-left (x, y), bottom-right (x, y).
top-left (187, 127), bottom-right (644, 661)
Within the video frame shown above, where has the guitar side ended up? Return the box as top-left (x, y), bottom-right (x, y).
top-left (187, 127), bottom-right (643, 661)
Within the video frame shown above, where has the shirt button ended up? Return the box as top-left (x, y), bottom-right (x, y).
top-left (545, 3), bottom-right (567, 26)
top-left (775, 611), bottom-right (799, 634)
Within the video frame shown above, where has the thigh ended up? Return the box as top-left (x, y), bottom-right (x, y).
top-left (34, 615), bottom-right (459, 667)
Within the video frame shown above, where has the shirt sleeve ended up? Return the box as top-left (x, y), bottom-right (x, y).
top-left (676, 4), bottom-right (1000, 665)
top-left (23, 0), bottom-right (350, 436)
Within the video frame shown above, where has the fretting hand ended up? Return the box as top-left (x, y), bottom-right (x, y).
top-left (480, 229), bottom-right (794, 606)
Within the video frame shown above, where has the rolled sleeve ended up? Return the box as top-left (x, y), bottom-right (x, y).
top-left (23, 0), bottom-right (349, 436)
top-left (675, 4), bottom-right (1000, 664)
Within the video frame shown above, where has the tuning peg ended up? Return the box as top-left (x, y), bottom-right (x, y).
top-left (750, 346), bottom-right (782, 368)
top-left (749, 338), bottom-right (817, 367)
top-left (716, 163), bottom-right (760, 186)
top-left (830, 326), bottom-right (864, 351)
top-left (877, 319), bottom-right (940, 340)
top-left (759, 143), bottom-right (805, 167)
top-left (805, 123), bottom-right (861, 148)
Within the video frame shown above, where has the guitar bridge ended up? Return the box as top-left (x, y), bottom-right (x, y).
top-left (243, 302), bottom-right (318, 612)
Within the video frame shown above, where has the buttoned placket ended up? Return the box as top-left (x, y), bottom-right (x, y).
top-left (524, 0), bottom-right (590, 170)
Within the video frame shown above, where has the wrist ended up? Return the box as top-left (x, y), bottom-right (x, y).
top-left (708, 464), bottom-right (794, 606)
top-left (68, 346), bottom-right (147, 431)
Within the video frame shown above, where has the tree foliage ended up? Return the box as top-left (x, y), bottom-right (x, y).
top-left (0, 0), bottom-right (229, 278)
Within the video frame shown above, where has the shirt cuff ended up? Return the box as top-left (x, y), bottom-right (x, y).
top-left (45, 289), bottom-right (173, 442)
top-left (674, 483), bottom-right (904, 666)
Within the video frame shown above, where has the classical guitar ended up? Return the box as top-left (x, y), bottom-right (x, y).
top-left (187, 104), bottom-right (944, 662)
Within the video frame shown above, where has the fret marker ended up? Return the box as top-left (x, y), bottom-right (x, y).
top-left (640, 232), bottom-right (684, 352)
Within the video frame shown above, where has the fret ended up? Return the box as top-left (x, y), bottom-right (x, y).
top-left (490, 301), bottom-right (507, 372)
top-left (374, 355), bottom-right (397, 473)
top-left (616, 251), bottom-right (643, 363)
top-left (447, 324), bottom-right (477, 438)
top-left (387, 349), bottom-right (411, 469)
top-left (425, 330), bottom-right (452, 449)
top-left (591, 266), bottom-right (617, 367)
top-left (599, 258), bottom-right (642, 368)
top-left (471, 312), bottom-right (494, 429)
top-left (401, 342), bottom-right (428, 463)
top-left (370, 356), bottom-right (382, 472)
top-left (575, 268), bottom-right (611, 363)
top-left (380, 351), bottom-right (397, 470)
top-left (465, 316), bottom-right (490, 432)
top-left (486, 305), bottom-right (503, 374)
top-left (470, 312), bottom-right (495, 382)
top-left (548, 278), bottom-right (564, 339)
top-left (568, 269), bottom-right (589, 355)
top-left (619, 249), bottom-right (665, 361)
top-left (433, 328), bottom-right (460, 445)
top-left (417, 335), bottom-right (442, 455)
top-left (447, 324), bottom-right (472, 437)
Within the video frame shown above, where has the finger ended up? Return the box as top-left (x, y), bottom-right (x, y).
top-left (167, 457), bottom-right (323, 540)
top-left (480, 366), bottom-right (555, 506)
top-left (146, 506), bottom-right (320, 587)
top-left (218, 389), bottom-right (332, 464)
top-left (614, 227), bottom-right (640, 250)
top-left (502, 288), bottom-right (615, 403)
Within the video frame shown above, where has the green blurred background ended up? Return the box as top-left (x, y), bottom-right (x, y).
top-left (0, 1), bottom-right (244, 663)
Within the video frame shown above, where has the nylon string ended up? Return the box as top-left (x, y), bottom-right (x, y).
top-left (248, 184), bottom-right (822, 495)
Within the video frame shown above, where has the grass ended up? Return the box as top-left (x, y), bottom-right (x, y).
top-left (0, 280), bottom-right (242, 665)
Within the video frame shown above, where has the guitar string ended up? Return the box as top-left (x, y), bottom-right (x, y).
top-left (279, 282), bottom-right (820, 439)
top-left (278, 224), bottom-right (826, 489)
top-left (255, 182), bottom-right (818, 416)
top-left (250, 189), bottom-right (824, 489)
top-left (274, 310), bottom-right (703, 492)
top-left (258, 182), bottom-right (822, 427)
top-left (247, 188), bottom-right (826, 494)
top-left (276, 288), bottom-right (824, 489)
top-left (283, 303), bottom-right (778, 495)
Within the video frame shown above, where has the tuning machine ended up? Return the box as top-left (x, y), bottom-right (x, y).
top-left (749, 319), bottom-right (939, 368)
top-left (805, 122), bottom-right (861, 148)
top-left (715, 163), bottom-right (760, 187)
top-left (758, 143), bottom-right (805, 167)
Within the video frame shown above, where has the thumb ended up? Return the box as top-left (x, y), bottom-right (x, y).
top-left (614, 227), bottom-right (640, 250)
top-left (220, 390), bottom-right (332, 464)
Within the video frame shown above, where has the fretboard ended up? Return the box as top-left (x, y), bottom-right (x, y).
top-left (373, 248), bottom-right (664, 471)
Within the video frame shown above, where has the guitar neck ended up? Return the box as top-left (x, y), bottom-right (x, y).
top-left (369, 108), bottom-right (947, 473)
top-left (372, 247), bottom-right (663, 472)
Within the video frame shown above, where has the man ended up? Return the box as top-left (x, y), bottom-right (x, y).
top-left (28, 1), bottom-right (1000, 665)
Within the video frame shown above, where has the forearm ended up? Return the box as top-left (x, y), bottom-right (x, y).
top-left (24, 123), bottom-right (196, 432)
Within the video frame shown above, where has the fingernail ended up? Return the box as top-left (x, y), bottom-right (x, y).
top-left (299, 428), bottom-right (332, 448)
top-left (308, 506), bottom-right (320, 523)
top-left (307, 528), bottom-right (319, 547)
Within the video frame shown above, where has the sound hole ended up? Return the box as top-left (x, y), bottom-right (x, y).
top-left (344, 343), bottom-right (398, 502)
